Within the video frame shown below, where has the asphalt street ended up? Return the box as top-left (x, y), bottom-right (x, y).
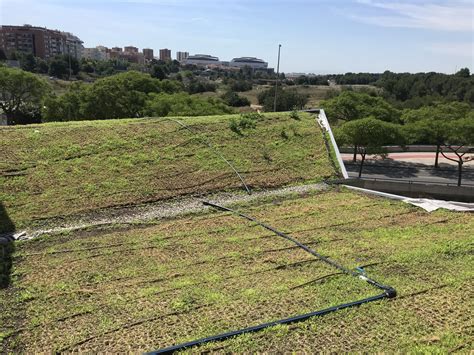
top-left (341, 152), bottom-right (474, 186)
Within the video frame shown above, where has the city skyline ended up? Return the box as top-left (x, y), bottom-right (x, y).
top-left (1, 0), bottom-right (472, 74)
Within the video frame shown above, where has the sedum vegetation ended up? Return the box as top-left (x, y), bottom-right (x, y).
top-left (0, 189), bottom-right (472, 352)
top-left (0, 112), bottom-right (335, 230)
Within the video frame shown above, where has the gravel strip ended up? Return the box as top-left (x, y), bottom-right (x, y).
top-left (11, 183), bottom-right (329, 241)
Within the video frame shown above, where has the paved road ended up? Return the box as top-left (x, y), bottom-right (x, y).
top-left (341, 152), bottom-right (474, 186)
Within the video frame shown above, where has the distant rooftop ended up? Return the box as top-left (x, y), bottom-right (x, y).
top-left (187, 54), bottom-right (219, 61)
top-left (231, 57), bottom-right (266, 64)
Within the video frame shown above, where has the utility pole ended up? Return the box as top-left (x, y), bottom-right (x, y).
top-left (273, 44), bottom-right (281, 112)
top-left (67, 44), bottom-right (71, 121)
top-left (68, 44), bottom-right (72, 81)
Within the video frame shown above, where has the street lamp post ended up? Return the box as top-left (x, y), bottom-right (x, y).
top-left (273, 44), bottom-right (281, 112)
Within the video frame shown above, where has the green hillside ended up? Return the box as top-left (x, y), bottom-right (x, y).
top-left (0, 112), bottom-right (336, 231)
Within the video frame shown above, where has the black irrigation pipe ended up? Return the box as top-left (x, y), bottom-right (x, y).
top-left (202, 201), bottom-right (396, 294)
top-left (151, 293), bottom-right (388, 354)
top-left (148, 202), bottom-right (396, 354)
top-left (156, 118), bottom-right (251, 195)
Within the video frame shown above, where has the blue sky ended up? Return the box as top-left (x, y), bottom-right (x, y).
top-left (1, 0), bottom-right (473, 73)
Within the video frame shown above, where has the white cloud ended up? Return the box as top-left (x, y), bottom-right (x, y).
top-left (352, 0), bottom-right (474, 31)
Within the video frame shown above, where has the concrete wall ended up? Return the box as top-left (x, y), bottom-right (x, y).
top-left (341, 179), bottom-right (474, 203)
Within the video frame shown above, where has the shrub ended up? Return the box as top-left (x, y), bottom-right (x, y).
top-left (186, 79), bottom-right (217, 94)
top-left (257, 87), bottom-right (308, 112)
top-left (230, 80), bottom-right (253, 92)
top-left (228, 112), bottom-right (263, 135)
top-left (220, 90), bottom-right (251, 107)
top-left (290, 109), bottom-right (300, 120)
top-left (145, 93), bottom-right (234, 117)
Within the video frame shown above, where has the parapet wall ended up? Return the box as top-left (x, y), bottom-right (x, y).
top-left (341, 179), bottom-right (474, 203)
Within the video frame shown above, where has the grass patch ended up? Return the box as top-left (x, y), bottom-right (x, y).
top-left (0, 189), bottom-right (472, 352)
top-left (0, 112), bottom-right (335, 230)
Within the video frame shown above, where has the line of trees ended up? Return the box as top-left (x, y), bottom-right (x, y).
top-left (0, 66), bottom-right (235, 124)
top-left (376, 69), bottom-right (473, 108)
top-left (329, 91), bottom-right (474, 185)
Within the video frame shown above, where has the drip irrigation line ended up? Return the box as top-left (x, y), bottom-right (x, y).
top-left (149, 293), bottom-right (389, 355)
top-left (148, 202), bottom-right (396, 354)
top-left (155, 118), bottom-right (251, 195)
top-left (202, 201), bottom-right (395, 295)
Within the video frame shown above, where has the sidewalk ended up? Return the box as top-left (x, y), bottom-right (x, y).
top-left (341, 152), bottom-right (474, 185)
top-left (341, 152), bottom-right (473, 167)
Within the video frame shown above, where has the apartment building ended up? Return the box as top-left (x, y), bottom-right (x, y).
top-left (63, 32), bottom-right (83, 59)
top-left (110, 46), bottom-right (144, 64)
top-left (159, 48), bottom-right (171, 61)
top-left (0, 24), bottom-right (83, 59)
top-left (82, 45), bottom-right (109, 61)
top-left (143, 48), bottom-right (154, 61)
top-left (176, 51), bottom-right (189, 62)
top-left (124, 46), bottom-right (138, 53)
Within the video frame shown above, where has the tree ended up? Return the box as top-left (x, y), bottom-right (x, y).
top-left (81, 71), bottom-right (167, 120)
top-left (323, 90), bottom-right (401, 161)
top-left (80, 59), bottom-right (95, 73)
top-left (376, 70), bottom-right (474, 107)
top-left (144, 93), bottom-right (234, 117)
top-left (48, 55), bottom-right (80, 79)
top-left (439, 118), bottom-right (474, 186)
top-left (335, 117), bottom-right (404, 177)
top-left (257, 87), bottom-right (308, 112)
top-left (48, 56), bottom-right (68, 78)
top-left (35, 58), bottom-right (49, 74)
top-left (43, 71), bottom-right (183, 121)
top-left (186, 79), bottom-right (217, 94)
top-left (401, 102), bottom-right (471, 168)
top-left (42, 83), bottom-right (86, 122)
top-left (152, 65), bottom-right (166, 80)
top-left (229, 80), bottom-right (253, 92)
top-left (19, 53), bottom-right (37, 72)
top-left (321, 91), bottom-right (400, 124)
top-left (401, 102), bottom-right (471, 124)
top-left (406, 119), bottom-right (450, 168)
top-left (455, 68), bottom-right (470, 78)
top-left (220, 90), bottom-right (250, 107)
top-left (0, 66), bottom-right (50, 125)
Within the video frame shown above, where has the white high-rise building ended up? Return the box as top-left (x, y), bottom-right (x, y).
top-left (176, 51), bottom-right (189, 62)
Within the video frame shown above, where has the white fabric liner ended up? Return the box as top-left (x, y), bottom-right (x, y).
top-left (344, 185), bottom-right (474, 212)
top-left (317, 110), bottom-right (349, 178)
